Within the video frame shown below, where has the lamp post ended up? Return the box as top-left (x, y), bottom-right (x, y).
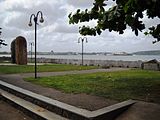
top-left (28, 11), bottom-right (44, 79)
top-left (78, 37), bottom-right (87, 65)
top-left (29, 42), bottom-right (34, 62)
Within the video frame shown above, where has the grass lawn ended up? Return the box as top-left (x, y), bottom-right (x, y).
top-left (0, 64), bottom-right (98, 74)
top-left (25, 69), bottom-right (160, 103)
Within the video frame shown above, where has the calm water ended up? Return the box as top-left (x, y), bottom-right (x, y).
top-left (1, 54), bottom-right (160, 61)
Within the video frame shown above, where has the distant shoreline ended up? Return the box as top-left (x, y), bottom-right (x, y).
top-left (0, 54), bottom-right (160, 61)
top-left (1, 50), bottom-right (160, 56)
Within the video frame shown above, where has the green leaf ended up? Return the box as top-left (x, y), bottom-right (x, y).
top-left (144, 31), bottom-right (149, 35)
top-left (77, 9), bottom-right (80, 13)
top-left (68, 13), bottom-right (72, 18)
top-left (68, 0), bottom-right (160, 41)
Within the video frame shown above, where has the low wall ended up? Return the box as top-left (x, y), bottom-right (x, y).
top-left (0, 56), bottom-right (11, 62)
top-left (143, 63), bottom-right (160, 71)
top-left (33, 58), bottom-right (143, 68)
top-left (1, 56), bottom-right (159, 70)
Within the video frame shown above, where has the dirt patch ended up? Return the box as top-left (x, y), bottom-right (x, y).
top-left (0, 100), bottom-right (33, 120)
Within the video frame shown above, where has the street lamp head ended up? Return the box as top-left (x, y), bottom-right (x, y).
top-left (78, 37), bottom-right (82, 43)
top-left (29, 42), bottom-right (34, 46)
top-left (83, 37), bottom-right (87, 43)
top-left (39, 16), bottom-right (44, 23)
top-left (28, 21), bottom-right (32, 27)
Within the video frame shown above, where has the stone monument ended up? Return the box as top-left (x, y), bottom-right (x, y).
top-left (11, 36), bottom-right (27, 65)
top-left (11, 40), bottom-right (16, 63)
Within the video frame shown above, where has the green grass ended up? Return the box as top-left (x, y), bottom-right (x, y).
top-left (25, 69), bottom-right (160, 103)
top-left (0, 64), bottom-right (98, 74)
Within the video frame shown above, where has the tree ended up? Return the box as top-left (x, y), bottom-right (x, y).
top-left (0, 28), bottom-right (7, 47)
top-left (68, 0), bottom-right (160, 43)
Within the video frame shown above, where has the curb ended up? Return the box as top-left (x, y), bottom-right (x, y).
top-left (0, 80), bottom-right (136, 120)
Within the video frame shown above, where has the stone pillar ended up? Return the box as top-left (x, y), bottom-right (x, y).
top-left (11, 36), bottom-right (27, 65)
top-left (11, 40), bottom-right (16, 63)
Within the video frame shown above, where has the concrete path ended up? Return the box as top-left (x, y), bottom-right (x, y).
top-left (1, 67), bottom-right (160, 120)
top-left (19, 67), bottom-right (129, 78)
top-left (0, 100), bottom-right (33, 120)
top-left (0, 63), bottom-right (47, 65)
top-left (116, 101), bottom-right (160, 120)
top-left (0, 68), bottom-right (128, 111)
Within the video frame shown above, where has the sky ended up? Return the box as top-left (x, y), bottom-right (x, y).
top-left (0, 0), bottom-right (159, 53)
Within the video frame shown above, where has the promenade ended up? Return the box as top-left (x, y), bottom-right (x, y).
top-left (0, 68), bottom-right (160, 120)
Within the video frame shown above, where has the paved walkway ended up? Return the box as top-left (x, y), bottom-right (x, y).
top-left (1, 67), bottom-right (160, 120)
top-left (20, 67), bottom-right (129, 78)
top-left (0, 68), bottom-right (128, 111)
top-left (0, 63), bottom-right (46, 66)
top-left (116, 101), bottom-right (160, 120)
top-left (0, 100), bottom-right (33, 120)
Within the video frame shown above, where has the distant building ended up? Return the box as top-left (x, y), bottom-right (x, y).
top-left (112, 52), bottom-right (132, 56)
top-left (142, 59), bottom-right (160, 71)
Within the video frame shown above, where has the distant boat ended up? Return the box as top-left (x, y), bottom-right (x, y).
top-left (112, 52), bottom-right (133, 56)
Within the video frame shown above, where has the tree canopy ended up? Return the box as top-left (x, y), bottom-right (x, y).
top-left (68, 0), bottom-right (160, 43)
top-left (0, 28), bottom-right (7, 47)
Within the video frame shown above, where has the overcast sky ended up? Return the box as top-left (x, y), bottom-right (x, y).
top-left (0, 0), bottom-right (159, 53)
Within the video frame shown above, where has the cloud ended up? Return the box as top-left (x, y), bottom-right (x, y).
top-left (54, 22), bottom-right (78, 33)
top-left (0, 0), bottom-right (159, 53)
top-left (66, 0), bottom-right (94, 7)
